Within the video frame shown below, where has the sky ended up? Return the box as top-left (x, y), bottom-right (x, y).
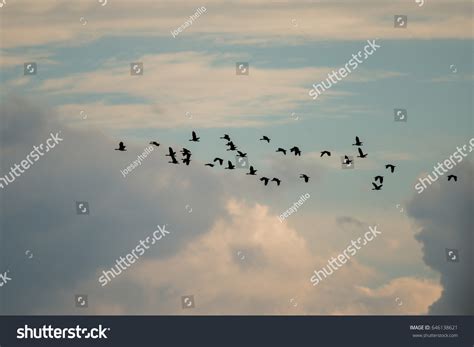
top-left (0, 0), bottom-right (472, 315)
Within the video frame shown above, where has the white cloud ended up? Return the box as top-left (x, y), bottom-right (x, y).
top-left (1, 0), bottom-right (471, 49)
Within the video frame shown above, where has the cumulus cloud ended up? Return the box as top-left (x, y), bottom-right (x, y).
top-left (407, 161), bottom-right (473, 314)
top-left (52, 199), bottom-right (441, 315)
top-left (332, 277), bottom-right (441, 315)
top-left (0, 96), bottom-right (448, 315)
top-left (0, 95), bottom-right (231, 314)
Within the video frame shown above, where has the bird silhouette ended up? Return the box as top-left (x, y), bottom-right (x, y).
top-left (320, 151), bottom-right (331, 157)
top-left (344, 155), bottom-right (353, 165)
top-left (260, 177), bottom-right (269, 185)
top-left (372, 182), bottom-right (383, 190)
top-left (385, 164), bottom-right (396, 173)
top-left (181, 148), bottom-right (191, 156)
top-left (260, 136), bottom-right (270, 143)
top-left (237, 151), bottom-right (247, 158)
top-left (182, 156), bottom-right (191, 165)
top-left (226, 142), bottom-right (237, 151)
top-left (374, 175), bottom-right (383, 184)
top-left (357, 147), bottom-right (367, 158)
top-left (189, 131), bottom-right (200, 142)
top-left (205, 163), bottom-right (214, 167)
top-left (225, 161), bottom-right (235, 170)
top-left (300, 174), bottom-right (310, 182)
top-left (352, 136), bottom-right (363, 146)
top-left (149, 141), bottom-right (160, 147)
top-left (247, 166), bottom-right (257, 175)
top-left (166, 147), bottom-right (177, 159)
top-left (290, 146), bottom-right (301, 156)
top-left (166, 147), bottom-right (179, 164)
top-left (220, 134), bottom-right (231, 141)
top-left (213, 158), bottom-right (224, 165)
top-left (447, 175), bottom-right (457, 182)
top-left (115, 141), bottom-right (126, 151)
top-left (271, 178), bottom-right (281, 186)
top-left (276, 148), bottom-right (287, 155)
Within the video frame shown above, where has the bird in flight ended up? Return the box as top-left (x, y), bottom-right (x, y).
top-left (352, 136), bottom-right (363, 146)
top-left (205, 163), bottom-right (214, 167)
top-left (181, 148), bottom-right (191, 156)
top-left (276, 148), bottom-right (287, 155)
top-left (226, 142), bottom-right (237, 151)
top-left (213, 157), bottom-right (224, 166)
top-left (247, 166), bottom-right (257, 175)
top-left (344, 155), bottom-right (353, 165)
top-left (260, 177), bottom-right (270, 185)
top-left (385, 164), bottom-right (396, 173)
top-left (300, 174), bottom-right (310, 182)
top-left (271, 178), bottom-right (281, 186)
top-left (357, 147), bottom-right (368, 158)
top-left (320, 151), bottom-right (331, 157)
top-left (149, 141), bottom-right (160, 147)
top-left (447, 175), bottom-right (457, 182)
top-left (260, 136), bottom-right (270, 143)
top-left (181, 148), bottom-right (192, 165)
top-left (237, 151), bottom-right (247, 158)
top-left (374, 175), bottom-right (383, 184)
top-left (225, 161), bottom-right (235, 170)
top-left (220, 134), bottom-right (231, 141)
top-left (166, 147), bottom-right (179, 164)
top-left (290, 146), bottom-right (301, 156)
top-left (189, 131), bottom-right (200, 142)
top-left (115, 141), bottom-right (126, 151)
top-left (372, 182), bottom-right (383, 191)
top-left (182, 156), bottom-right (191, 166)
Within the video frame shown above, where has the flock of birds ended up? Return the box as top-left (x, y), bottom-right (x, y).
top-left (344, 135), bottom-right (397, 191)
top-left (115, 132), bottom-right (458, 189)
top-left (115, 131), bottom-right (309, 186)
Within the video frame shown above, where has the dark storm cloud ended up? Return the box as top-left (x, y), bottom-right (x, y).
top-left (0, 95), bottom-right (231, 314)
top-left (407, 162), bottom-right (473, 315)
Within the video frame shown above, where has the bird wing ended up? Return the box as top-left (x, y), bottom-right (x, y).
top-left (372, 182), bottom-right (378, 188)
top-left (358, 147), bottom-right (364, 156)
